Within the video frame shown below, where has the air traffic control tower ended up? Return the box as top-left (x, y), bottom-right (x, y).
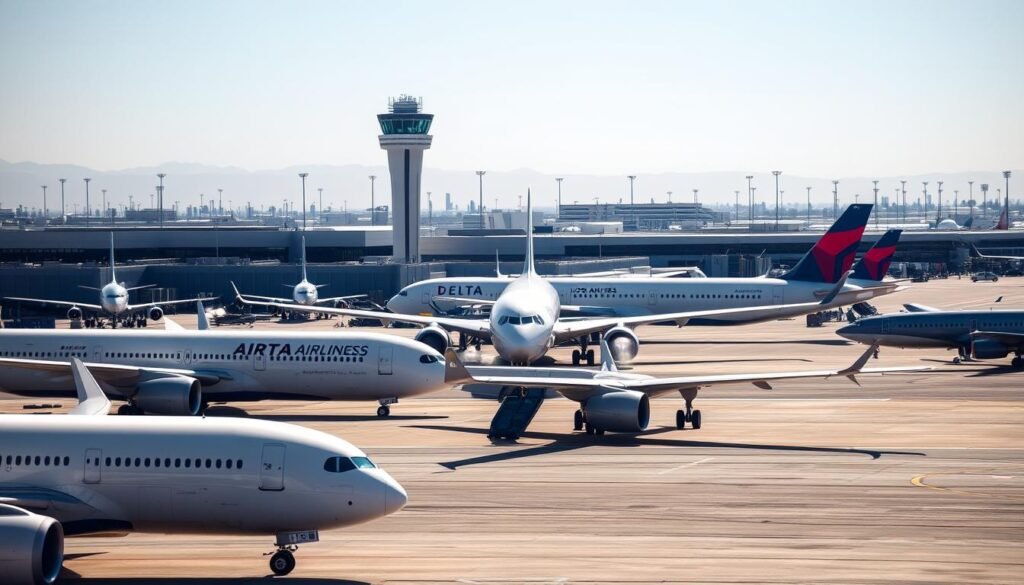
top-left (378, 95), bottom-right (433, 263)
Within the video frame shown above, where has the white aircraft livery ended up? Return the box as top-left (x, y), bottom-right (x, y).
top-left (0, 359), bottom-right (406, 583)
top-left (0, 328), bottom-right (449, 417)
top-left (2, 233), bottom-right (208, 327)
top-left (234, 236), bottom-right (366, 307)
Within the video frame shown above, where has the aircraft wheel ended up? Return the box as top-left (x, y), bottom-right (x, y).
top-left (691, 410), bottom-right (702, 430)
top-left (1013, 357), bottom-right (1023, 369)
top-left (676, 409), bottom-right (686, 430)
top-left (117, 404), bottom-right (142, 416)
top-left (585, 349), bottom-right (595, 366)
top-left (585, 421), bottom-right (595, 435)
top-left (269, 550), bottom-right (295, 576)
top-left (573, 409), bottom-right (584, 431)
top-left (953, 356), bottom-right (961, 364)
top-left (571, 350), bottom-right (581, 366)
top-left (376, 405), bottom-right (391, 417)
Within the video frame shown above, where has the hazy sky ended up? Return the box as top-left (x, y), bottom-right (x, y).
top-left (1, 0), bottom-right (1021, 177)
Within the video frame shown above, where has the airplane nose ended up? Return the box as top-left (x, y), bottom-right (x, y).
top-left (381, 475), bottom-right (408, 516)
top-left (836, 324), bottom-right (859, 339)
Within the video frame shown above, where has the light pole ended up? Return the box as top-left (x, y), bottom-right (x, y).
top-left (806, 186), bottom-right (811, 224)
top-left (298, 173), bottom-right (308, 230)
top-left (745, 175), bottom-right (754, 221)
top-left (922, 182), bottom-right (929, 219)
top-left (893, 188), bottom-right (899, 226)
top-left (58, 178), bottom-right (66, 218)
top-left (368, 175), bottom-right (376, 225)
top-left (627, 175), bottom-right (636, 205)
top-left (772, 170), bottom-right (781, 231)
top-left (692, 188), bottom-right (698, 205)
top-left (900, 180), bottom-right (907, 223)
top-left (1004, 171), bottom-right (1012, 222)
top-left (41, 185), bottom-right (47, 220)
top-left (832, 180), bottom-right (839, 219)
top-left (969, 180), bottom-right (974, 223)
top-left (218, 188), bottom-right (223, 218)
top-left (427, 192), bottom-right (433, 226)
top-left (83, 178), bottom-right (91, 225)
top-left (555, 177), bottom-right (563, 219)
top-left (734, 190), bottom-right (740, 223)
top-left (200, 194), bottom-right (205, 218)
top-left (476, 171), bottom-right (486, 228)
top-left (981, 183), bottom-right (989, 217)
top-left (101, 189), bottom-right (107, 223)
top-left (317, 188), bottom-right (323, 222)
top-left (157, 173), bottom-right (166, 228)
top-left (872, 180), bottom-right (879, 228)
top-left (667, 191), bottom-right (673, 203)
top-left (937, 180), bottom-right (944, 222)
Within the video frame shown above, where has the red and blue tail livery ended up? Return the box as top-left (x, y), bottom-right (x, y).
top-left (780, 204), bottom-right (872, 283)
top-left (851, 229), bottom-right (902, 282)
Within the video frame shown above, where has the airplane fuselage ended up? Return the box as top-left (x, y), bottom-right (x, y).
top-left (837, 310), bottom-right (1024, 350)
top-left (487, 276), bottom-right (560, 364)
top-left (98, 281), bottom-right (129, 315)
top-left (293, 280), bottom-right (319, 305)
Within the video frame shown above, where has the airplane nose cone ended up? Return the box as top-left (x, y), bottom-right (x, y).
top-left (836, 323), bottom-right (861, 340)
top-left (382, 475), bottom-right (408, 516)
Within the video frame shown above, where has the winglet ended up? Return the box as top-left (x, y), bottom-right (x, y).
top-left (522, 189), bottom-right (536, 277)
top-left (837, 343), bottom-right (879, 386)
top-left (819, 270), bottom-right (853, 305)
top-left (68, 358), bottom-right (111, 416)
top-left (444, 348), bottom-right (473, 384)
top-left (197, 300), bottom-right (210, 331)
top-left (599, 338), bottom-right (618, 372)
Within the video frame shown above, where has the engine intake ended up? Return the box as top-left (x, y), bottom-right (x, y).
top-left (970, 339), bottom-right (1009, 360)
top-left (147, 306), bottom-right (164, 321)
top-left (0, 504), bottom-right (64, 585)
top-left (603, 326), bottom-right (640, 364)
top-left (414, 324), bottom-right (451, 354)
top-left (66, 307), bottom-right (82, 321)
top-left (134, 376), bottom-right (202, 415)
top-left (583, 390), bottom-right (650, 433)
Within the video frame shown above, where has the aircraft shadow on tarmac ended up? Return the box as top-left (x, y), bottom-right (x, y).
top-left (202, 406), bottom-right (448, 423)
top-left (627, 357), bottom-right (813, 367)
top-left (412, 425), bottom-right (926, 469)
top-left (641, 339), bottom-right (854, 347)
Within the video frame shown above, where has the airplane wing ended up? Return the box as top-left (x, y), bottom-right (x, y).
top-left (969, 330), bottom-right (1024, 349)
top-left (237, 293), bottom-right (295, 304)
top-left (68, 357), bottom-right (111, 415)
top-left (1, 297), bottom-right (103, 312)
top-left (232, 283), bottom-right (493, 338)
top-left (0, 358), bottom-right (224, 396)
top-left (452, 344), bottom-right (930, 400)
top-left (315, 294), bottom-right (368, 306)
top-left (128, 297), bottom-right (217, 312)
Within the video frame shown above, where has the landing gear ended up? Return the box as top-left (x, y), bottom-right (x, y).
top-left (117, 403), bottom-right (143, 416)
top-left (269, 549), bottom-right (295, 576)
top-left (377, 398), bottom-right (397, 417)
top-left (377, 405), bottom-right (390, 417)
top-left (1013, 356), bottom-right (1023, 369)
top-left (573, 409), bottom-right (584, 431)
top-left (571, 344), bottom-right (595, 366)
top-left (677, 388), bottom-right (701, 430)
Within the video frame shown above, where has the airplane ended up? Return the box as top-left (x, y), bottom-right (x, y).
top-left (452, 339), bottom-right (927, 437)
top-left (848, 229), bottom-right (903, 287)
top-left (235, 192), bottom-right (875, 367)
top-left (837, 306), bottom-right (1024, 367)
top-left (968, 242), bottom-right (1024, 261)
top-left (0, 358), bottom-right (406, 582)
top-left (234, 236), bottom-right (366, 308)
top-left (2, 233), bottom-right (208, 328)
top-left (0, 319), bottom-right (451, 416)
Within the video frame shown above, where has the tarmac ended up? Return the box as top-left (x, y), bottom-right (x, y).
top-left (3, 276), bottom-right (1022, 583)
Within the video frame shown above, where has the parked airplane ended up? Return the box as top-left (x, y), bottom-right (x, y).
top-left (453, 339), bottom-right (925, 437)
top-left (0, 359), bottom-right (406, 583)
top-left (848, 229), bottom-right (902, 286)
top-left (236, 193), bottom-right (862, 367)
top-left (837, 306), bottom-right (1024, 367)
top-left (0, 325), bottom-right (449, 417)
top-left (2, 233), bottom-right (207, 327)
top-left (234, 236), bottom-right (366, 308)
top-left (969, 242), bottom-right (1024, 261)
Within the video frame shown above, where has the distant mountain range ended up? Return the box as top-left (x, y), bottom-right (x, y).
top-left (1, 159), bottom-right (1018, 214)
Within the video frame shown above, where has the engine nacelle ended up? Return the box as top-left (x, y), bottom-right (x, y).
top-left (415, 324), bottom-right (451, 354)
top-left (970, 339), bottom-right (1009, 360)
top-left (603, 326), bottom-right (640, 363)
top-left (0, 504), bottom-right (64, 585)
top-left (134, 377), bottom-right (202, 416)
top-left (147, 306), bottom-right (164, 321)
top-left (583, 390), bottom-right (650, 433)
top-left (66, 306), bottom-right (82, 321)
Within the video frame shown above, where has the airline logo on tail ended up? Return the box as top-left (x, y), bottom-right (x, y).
top-left (781, 204), bottom-right (872, 283)
top-left (851, 229), bottom-right (902, 282)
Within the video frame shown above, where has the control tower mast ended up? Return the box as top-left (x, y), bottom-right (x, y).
top-left (378, 95), bottom-right (433, 263)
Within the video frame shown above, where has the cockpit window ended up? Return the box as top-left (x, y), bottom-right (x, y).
top-left (419, 354), bottom-right (440, 364)
top-left (352, 457), bottom-right (376, 469)
top-left (323, 456), bottom-right (356, 473)
top-left (498, 315), bottom-right (509, 325)
top-left (399, 291), bottom-right (408, 296)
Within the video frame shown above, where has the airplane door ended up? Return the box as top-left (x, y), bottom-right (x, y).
top-left (92, 346), bottom-right (104, 362)
top-left (969, 319), bottom-right (978, 333)
top-left (647, 291), bottom-right (657, 306)
top-left (83, 448), bottom-right (102, 484)
top-left (253, 352), bottom-right (267, 371)
top-left (259, 444), bottom-right (285, 491)
top-left (378, 346), bottom-right (393, 375)
top-left (183, 350), bottom-right (192, 365)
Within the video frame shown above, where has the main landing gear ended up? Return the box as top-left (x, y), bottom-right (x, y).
top-left (573, 408), bottom-right (605, 435)
top-left (377, 398), bottom-right (398, 417)
top-left (676, 388), bottom-right (701, 430)
top-left (571, 338), bottom-right (595, 366)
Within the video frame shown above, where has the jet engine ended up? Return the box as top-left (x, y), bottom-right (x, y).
top-left (603, 327), bottom-right (640, 363)
top-left (583, 390), bottom-right (650, 433)
top-left (0, 504), bottom-right (64, 585)
top-left (414, 324), bottom-right (451, 354)
top-left (970, 339), bottom-right (1009, 360)
top-left (133, 377), bottom-right (202, 415)
top-left (66, 306), bottom-right (82, 321)
top-left (147, 306), bottom-right (164, 321)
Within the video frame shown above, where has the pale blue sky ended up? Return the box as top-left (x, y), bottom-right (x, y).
top-left (1, 0), bottom-right (1021, 176)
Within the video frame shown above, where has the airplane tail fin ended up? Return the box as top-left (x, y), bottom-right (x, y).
top-left (109, 232), bottom-right (117, 284)
top-left (850, 229), bottom-right (902, 282)
top-left (300, 236), bottom-right (308, 282)
top-left (996, 208), bottom-right (1009, 230)
top-left (963, 216), bottom-right (974, 229)
top-left (495, 250), bottom-right (504, 278)
top-left (522, 189), bottom-right (536, 277)
top-left (779, 204), bottom-right (872, 283)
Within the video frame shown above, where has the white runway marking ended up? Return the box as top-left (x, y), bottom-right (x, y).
top-left (656, 457), bottom-right (714, 475)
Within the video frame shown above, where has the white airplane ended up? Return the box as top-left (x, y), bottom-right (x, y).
top-left (2, 233), bottom-right (208, 327)
top-left (235, 236), bottom-right (366, 308)
top-left (237, 193), bottom-right (871, 367)
top-left (455, 339), bottom-right (926, 436)
top-left (0, 319), bottom-right (453, 416)
top-left (0, 359), bottom-right (406, 583)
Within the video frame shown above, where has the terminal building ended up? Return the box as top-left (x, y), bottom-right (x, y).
top-left (558, 202), bottom-right (720, 230)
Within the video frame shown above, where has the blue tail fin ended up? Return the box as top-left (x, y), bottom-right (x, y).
top-left (780, 204), bottom-right (872, 283)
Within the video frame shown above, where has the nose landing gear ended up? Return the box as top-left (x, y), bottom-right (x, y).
top-left (268, 548), bottom-right (296, 576)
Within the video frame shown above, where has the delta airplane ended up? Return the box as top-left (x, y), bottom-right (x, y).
top-left (452, 339), bottom-right (927, 437)
top-left (236, 192), bottom-right (863, 367)
top-left (235, 236), bottom-right (366, 308)
top-left (838, 306), bottom-right (1024, 367)
top-left (2, 233), bottom-right (208, 327)
top-left (0, 324), bottom-right (452, 417)
top-left (0, 359), bottom-right (406, 583)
